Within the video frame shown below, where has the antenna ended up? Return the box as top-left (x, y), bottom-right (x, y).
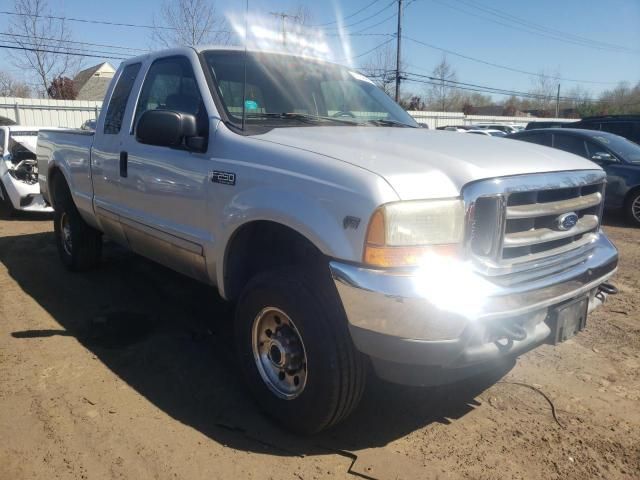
top-left (241, 0), bottom-right (249, 131)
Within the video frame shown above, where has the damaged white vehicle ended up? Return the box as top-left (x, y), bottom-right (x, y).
top-left (0, 126), bottom-right (53, 214)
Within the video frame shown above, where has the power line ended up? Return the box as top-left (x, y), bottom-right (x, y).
top-left (348, 12), bottom-right (397, 35)
top-left (0, 32), bottom-right (149, 55)
top-left (403, 35), bottom-right (619, 85)
top-left (0, 10), bottom-right (230, 33)
top-left (429, 0), bottom-right (637, 55)
top-left (346, 36), bottom-right (396, 61)
top-left (457, 0), bottom-right (639, 55)
top-left (0, 43), bottom-right (127, 60)
top-left (0, 31), bottom-right (148, 53)
top-left (1, 36), bottom-right (130, 59)
top-left (311, 0), bottom-right (384, 27)
top-left (403, 72), bottom-right (608, 103)
top-left (322, 0), bottom-right (397, 30)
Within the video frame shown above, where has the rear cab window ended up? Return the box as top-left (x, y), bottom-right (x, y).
top-left (104, 63), bottom-right (142, 134)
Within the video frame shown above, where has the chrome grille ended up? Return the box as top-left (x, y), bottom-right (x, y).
top-left (464, 170), bottom-right (606, 275)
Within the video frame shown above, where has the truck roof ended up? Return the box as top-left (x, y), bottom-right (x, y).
top-left (121, 45), bottom-right (341, 68)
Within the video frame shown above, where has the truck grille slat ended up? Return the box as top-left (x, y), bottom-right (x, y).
top-left (505, 192), bottom-right (602, 219)
top-left (503, 214), bottom-right (599, 248)
top-left (465, 171), bottom-right (606, 275)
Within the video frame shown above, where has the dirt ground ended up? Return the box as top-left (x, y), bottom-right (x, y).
top-left (0, 213), bottom-right (638, 480)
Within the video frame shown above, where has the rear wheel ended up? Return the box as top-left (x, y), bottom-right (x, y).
top-left (52, 176), bottom-right (102, 271)
top-left (235, 267), bottom-right (366, 434)
top-left (625, 189), bottom-right (640, 227)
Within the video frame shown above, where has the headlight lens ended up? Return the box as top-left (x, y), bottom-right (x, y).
top-left (364, 199), bottom-right (465, 267)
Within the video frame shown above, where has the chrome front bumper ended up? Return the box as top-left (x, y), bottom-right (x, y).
top-left (331, 233), bottom-right (618, 384)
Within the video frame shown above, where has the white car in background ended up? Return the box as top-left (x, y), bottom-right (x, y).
top-left (472, 123), bottom-right (521, 134)
top-left (466, 129), bottom-right (507, 137)
top-left (0, 126), bottom-right (53, 215)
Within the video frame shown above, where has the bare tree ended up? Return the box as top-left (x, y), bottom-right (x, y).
top-left (361, 44), bottom-right (397, 97)
top-left (0, 71), bottom-right (31, 97)
top-left (426, 55), bottom-right (461, 112)
top-left (289, 4), bottom-right (314, 26)
top-left (152, 0), bottom-right (231, 48)
top-left (529, 70), bottom-right (559, 115)
top-left (8, 0), bottom-right (81, 97)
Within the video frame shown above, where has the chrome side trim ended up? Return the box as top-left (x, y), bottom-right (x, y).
top-left (120, 216), bottom-right (203, 255)
top-left (506, 191), bottom-right (602, 219)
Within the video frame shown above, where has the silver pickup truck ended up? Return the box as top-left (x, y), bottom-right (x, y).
top-left (38, 46), bottom-right (618, 434)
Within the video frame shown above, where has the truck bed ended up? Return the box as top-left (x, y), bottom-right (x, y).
top-left (37, 129), bottom-right (95, 215)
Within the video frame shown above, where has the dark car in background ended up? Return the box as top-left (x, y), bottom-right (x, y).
top-left (507, 128), bottom-right (640, 226)
top-left (525, 120), bottom-right (571, 130)
top-left (564, 115), bottom-right (640, 144)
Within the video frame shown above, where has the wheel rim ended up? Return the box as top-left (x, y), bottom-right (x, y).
top-left (60, 212), bottom-right (72, 255)
top-left (633, 195), bottom-right (640, 223)
top-left (251, 307), bottom-right (308, 400)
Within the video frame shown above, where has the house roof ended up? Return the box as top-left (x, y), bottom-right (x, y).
top-left (73, 62), bottom-right (115, 101)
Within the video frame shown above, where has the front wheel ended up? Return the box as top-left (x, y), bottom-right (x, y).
top-left (626, 190), bottom-right (640, 227)
top-left (235, 267), bottom-right (366, 434)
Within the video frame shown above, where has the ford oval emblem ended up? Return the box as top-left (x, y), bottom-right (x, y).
top-left (557, 212), bottom-right (579, 231)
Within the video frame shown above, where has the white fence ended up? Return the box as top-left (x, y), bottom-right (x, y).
top-left (0, 97), bottom-right (102, 128)
top-left (407, 110), bottom-right (575, 129)
top-left (0, 97), bottom-right (576, 130)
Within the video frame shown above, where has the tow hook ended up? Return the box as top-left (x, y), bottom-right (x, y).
top-left (598, 282), bottom-right (618, 295)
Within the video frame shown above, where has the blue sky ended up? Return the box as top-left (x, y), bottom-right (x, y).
top-left (1, 0), bottom-right (639, 99)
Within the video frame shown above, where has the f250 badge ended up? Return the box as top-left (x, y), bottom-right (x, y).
top-left (210, 171), bottom-right (236, 186)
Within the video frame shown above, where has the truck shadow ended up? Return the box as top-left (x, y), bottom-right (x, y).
top-left (1, 231), bottom-right (512, 458)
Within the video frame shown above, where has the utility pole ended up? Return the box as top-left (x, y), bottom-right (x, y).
top-left (556, 83), bottom-right (561, 117)
top-left (269, 12), bottom-right (300, 47)
top-left (394, 0), bottom-right (403, 102)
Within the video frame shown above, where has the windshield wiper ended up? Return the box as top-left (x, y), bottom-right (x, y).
top-left (364, 119), bottom-right (415, 128)
top-left (244, 112), bottom-right (357, 125)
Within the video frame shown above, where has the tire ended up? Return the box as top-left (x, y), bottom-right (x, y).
top-left (0, 181), bottom-right (16, 218)
top-left (235, 266), bottom-right (366, 434)
top-left (52, 176), bottom-right (102, 271)
top-left (625, 189), bottom-right (640, 227)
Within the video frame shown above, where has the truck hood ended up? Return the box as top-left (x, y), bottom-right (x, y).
top-left (255, 127), bottom-right (600, 200)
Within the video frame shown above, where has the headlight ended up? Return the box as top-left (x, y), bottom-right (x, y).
top-left (363, 199), bottom-right (465, 267)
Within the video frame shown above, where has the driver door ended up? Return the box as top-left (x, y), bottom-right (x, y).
top-left (118, 55), bottom-right (213, 281)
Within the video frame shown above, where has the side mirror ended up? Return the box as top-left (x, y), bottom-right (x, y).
top-left (136, 110), bottom-right (202, 150)
top-left (591, 152), bottom-right (615, 162)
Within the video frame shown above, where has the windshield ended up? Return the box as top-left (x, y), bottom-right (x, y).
top-left (593, 134), bottom-right (640, 164)
top-left (203, 50), bottom-right (418, 131)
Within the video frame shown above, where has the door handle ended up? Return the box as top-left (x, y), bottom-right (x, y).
top-left (119, 151), bottom-right (128, 178)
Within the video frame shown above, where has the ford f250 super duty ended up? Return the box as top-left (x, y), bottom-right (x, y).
top-left (38, 46), bottom-right (618, 434)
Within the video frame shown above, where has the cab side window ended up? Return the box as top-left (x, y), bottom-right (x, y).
top-left (520, 132), bottom-right (552, 147)
top-left (0, 130), bottom-right (5, 155)
top-left (553, 134), bottom-right (588, 158)
top-left (134, 56), bottom-right (208, 141)
top-left (104, 63), bottom-right (141, 134)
